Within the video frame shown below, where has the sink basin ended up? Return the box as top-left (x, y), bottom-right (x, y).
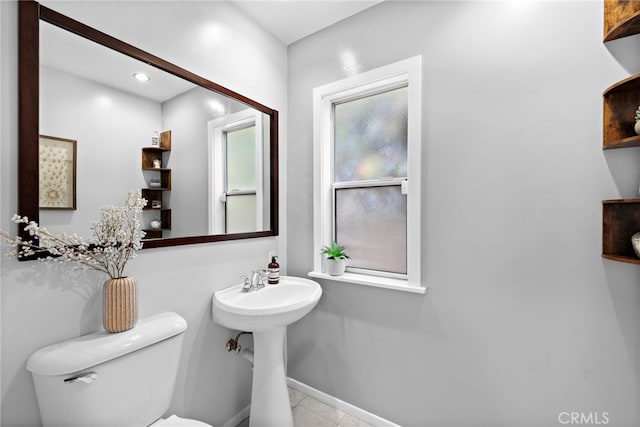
top-left (212, 276), bottom-right (322, 332)
top-left (211, 276), bottom-right (322, 427)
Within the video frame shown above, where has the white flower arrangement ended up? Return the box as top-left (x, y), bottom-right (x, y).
top-left (0, 189), bottom-right (146, 279)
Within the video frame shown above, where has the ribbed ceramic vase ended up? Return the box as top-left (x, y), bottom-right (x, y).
top-left (103, 277), bottom-right (138, 333)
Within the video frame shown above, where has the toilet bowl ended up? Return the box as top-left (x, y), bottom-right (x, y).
top-left (152, 415), bottom-right (213, 426)
top-left (26, 312), bottom-right (213, 427)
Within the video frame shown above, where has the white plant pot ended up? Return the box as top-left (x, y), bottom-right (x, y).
top-left (326, 258), bottom-right (346, 276)
top-left (635, 121), bottom-right (640, 135)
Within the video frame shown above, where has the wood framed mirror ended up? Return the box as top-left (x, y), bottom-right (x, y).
top-left (18, 1), bottom-right (279, 258)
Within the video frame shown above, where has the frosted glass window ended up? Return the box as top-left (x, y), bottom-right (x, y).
top-left (334, 87), bottom-right (408, 182)
top-left (335, 186), bottom-right (407, 274)
top-left (226, 194), bottom-right (257, 234)
top-left (226, 126), bottom-right (256, 190)
top-left (314, 56), bottom-right (422, 290)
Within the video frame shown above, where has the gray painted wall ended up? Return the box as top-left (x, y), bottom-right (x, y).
top-left (287, 1), bottom-right (640, 426)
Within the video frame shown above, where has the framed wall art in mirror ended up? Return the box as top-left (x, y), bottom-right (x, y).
top-left (18, 0), bottom-right (279, 259)
top-left (39, 135), bottom-right (76, 210)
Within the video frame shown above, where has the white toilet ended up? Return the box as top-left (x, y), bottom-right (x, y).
top-left (26, 312), bottom-right (213, 427)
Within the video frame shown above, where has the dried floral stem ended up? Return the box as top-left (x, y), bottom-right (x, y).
top-left (0, 189), bottom-right (146, 280)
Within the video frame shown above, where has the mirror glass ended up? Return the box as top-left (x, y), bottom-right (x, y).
top-left (24, 8), bottom-right (278, 249)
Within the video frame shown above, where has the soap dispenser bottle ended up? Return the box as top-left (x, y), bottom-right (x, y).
top-left (268, 256), bottom-right (280, 284)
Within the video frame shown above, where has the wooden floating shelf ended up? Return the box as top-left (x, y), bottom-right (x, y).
top-left (142, 206), bottom-right (171, 211)
top-left (141, 130), bottom-right (172, 239)
top-left (604, 0), bottom-right (640, 42)
top-left (604, 73), bottom-right (640, 94)
top-left (603, 135), bottom-right (640, 149)
top-left (603, 73), bottom-right (640, 149)
top-left (143, 229), bottom-right (163, 239)
top-left (142, 146), bottom-right (170, 152)
top-left (602, 3), bottom-right (640, 265)
top-left (602, 199), bottom-right (640, 263)
top-left (602, 254), bottom-right (640, 264)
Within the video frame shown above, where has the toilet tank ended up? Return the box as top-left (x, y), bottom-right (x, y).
top-left (26, 312), bottom-right (188, 427)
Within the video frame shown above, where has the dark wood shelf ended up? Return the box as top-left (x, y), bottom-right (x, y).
top-left (142, 146), bottom-right (170, 153)
top-left (604, 73), bottom-right (640, 94)
top-left (143, 229), bottom-right (163, 239)
top-left (143, 206), bottom-right (171, 211)
top-left (602, 253), bottom-right (640, 264)
top-left (602, 199), bottom-right (640, 262)
top-left (604, 0), bottom-right (640, 42)
top-left (603, 135), bottom-right (640, 150)
top-left (603, 73), bottom-right (640, 149)
top-left (141, 130), bottom-right (172, 239)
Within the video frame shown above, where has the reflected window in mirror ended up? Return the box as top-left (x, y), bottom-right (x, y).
top-left (208, 109), bottom-right (269, 235)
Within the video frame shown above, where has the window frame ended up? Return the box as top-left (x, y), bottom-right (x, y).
top-left (208, 109), bottom-right (264, 234)
top-left (310, 56), bottom-right (425, 294)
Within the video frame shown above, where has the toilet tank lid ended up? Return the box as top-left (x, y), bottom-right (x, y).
top-left (26, 312), bottom-right (187, 376)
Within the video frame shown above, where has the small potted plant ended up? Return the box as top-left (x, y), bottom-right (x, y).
top-left (321, 241), bottom-right (350, 276)
top-left (635, 106), bottom-right (640, 135)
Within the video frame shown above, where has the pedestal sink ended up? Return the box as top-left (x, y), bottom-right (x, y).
top-left (212, 276), bottom-right (322, 427)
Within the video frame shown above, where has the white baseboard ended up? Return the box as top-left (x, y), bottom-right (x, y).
top-left (221, 379), bottom-right (399, 427)
top-left (220, 404), bottom-right (250, 427)
top-left (287, 377), bottom-right (401, 427)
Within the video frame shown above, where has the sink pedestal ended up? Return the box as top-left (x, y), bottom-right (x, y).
top-left (250, 326), bottom-right (292, 427)
top-left (211, 276), bottom-right (322, 426)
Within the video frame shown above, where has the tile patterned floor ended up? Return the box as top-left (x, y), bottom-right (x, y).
top-left (237, 387), bottom-right (374, 427)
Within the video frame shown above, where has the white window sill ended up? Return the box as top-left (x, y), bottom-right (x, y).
top-left (308, 271), bottom-right (427, 294)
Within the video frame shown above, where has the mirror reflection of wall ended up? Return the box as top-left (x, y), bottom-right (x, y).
top-left (38, 20), bottom-right (272, 240)
top-left (40, 62), bottom-right (158, 237)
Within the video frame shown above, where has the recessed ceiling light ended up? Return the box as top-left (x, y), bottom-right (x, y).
top-left (208, 99), bottom-right (226, 114)
top-left (133, 72), bottom-right (150, 82)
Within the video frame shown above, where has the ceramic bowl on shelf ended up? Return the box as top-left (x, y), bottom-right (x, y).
top-left (632, 232), bottom-right (640, 257)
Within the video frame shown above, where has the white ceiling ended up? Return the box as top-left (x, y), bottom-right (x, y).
top-left (40, 1), bottom-right (383, 102)
top-left (230, 0), bottom-right (383, 45)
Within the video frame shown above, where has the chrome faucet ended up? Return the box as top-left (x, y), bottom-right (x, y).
top-left (240, 270), bottom-right (267, 293)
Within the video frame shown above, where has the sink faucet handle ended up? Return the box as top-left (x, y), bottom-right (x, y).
top-left (257, 270), bottom-right (268, 288)
top-left (250, 270), bottom-right (266, 289)
top-left (241, 275), bottom-right (253, 293)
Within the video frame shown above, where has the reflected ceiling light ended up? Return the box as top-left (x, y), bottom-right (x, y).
top-left (133, 72), bottom-right (151, 82)
top-left (340, 50), bottom-right (361, 76)
top-left (509, 0), bottom-right (533, 14)
top-left (95, 95), bottom-right (112, 107)
top-left (201, 23), bottom-right (224, 44)
top-left (208, 99), bottom-right (226, 114)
